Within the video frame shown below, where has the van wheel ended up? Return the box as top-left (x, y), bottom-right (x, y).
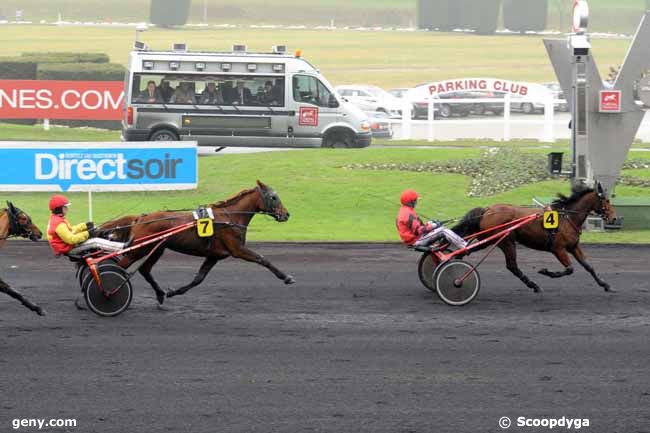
top-left (150, 129), bottom-right (179, 141)
top-left (323, 130), bottom-right (354, 148)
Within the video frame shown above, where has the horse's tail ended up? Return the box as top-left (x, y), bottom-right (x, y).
top-left (452, 207), bottom-right (486, 238)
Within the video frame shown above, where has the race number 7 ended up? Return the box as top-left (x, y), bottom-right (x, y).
top-left (196, 218), bottom-right (214, 238)
top-left (543, 211), bottom-right (559, 229)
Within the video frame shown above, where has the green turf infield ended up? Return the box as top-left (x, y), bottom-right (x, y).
top-left (2, 141), bottom-right (649, 243)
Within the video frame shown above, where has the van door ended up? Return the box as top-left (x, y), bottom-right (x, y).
top-left (288, 74), bottom-right (339, 147)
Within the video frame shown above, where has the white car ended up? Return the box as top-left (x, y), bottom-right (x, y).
top-left (335, 85), bottom-right (404, 118)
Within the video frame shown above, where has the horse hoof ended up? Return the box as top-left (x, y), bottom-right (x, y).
top-left (532, 286), bottom-right (542, 293)
top-left (166, 290), bottom-right (175, 299)
top-left (604, 285), bottom-right (615, 293)
top-left (284, 275), bottom-right (296, 285)
top-left (74, 298), bottom-right (86, 310)
top-left (538, 268), bottom-right (548, 275)
top-left (156, 293), bottom-right (166, 304)
top-left (34, 307), bottom-right (46, 316)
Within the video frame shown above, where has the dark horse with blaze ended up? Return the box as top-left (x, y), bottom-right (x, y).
top-left (452, 183), bottom-right (618, 293)
top-left (100, 181), bottom-right (295, 305)
top-left (0, 202), bottom-right (45, 315)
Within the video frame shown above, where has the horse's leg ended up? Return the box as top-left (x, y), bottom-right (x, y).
top-left (0, 278), bottom-right (44, 316)
top-left (137, 248), bottom-right (167, 305)
top-left (538, 248), bottom-right (574, 278)
top-left (498, 239), bottom-right (541, 293)
top-left (570, 245), bottom-right (611, 292)
top-left (167, 257), bottom-right (219, 298)
top-left (229, 245), bottom-right (295, 284)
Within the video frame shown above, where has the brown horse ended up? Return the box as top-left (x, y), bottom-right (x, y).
top-left (100, 180), bottom-right (295, 305)
top-left (0, 202), bottom-right (45, 315)
top-left (452, 183), bottom-right (618, 293)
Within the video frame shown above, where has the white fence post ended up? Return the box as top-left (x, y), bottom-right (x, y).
top-left (503, 94), bottom-right (511, 141)
top-left (401, 100), bottom-right (412, 140)
top-left (43, 119), bottom-right (50, 131)
top-left (543, 94), bottom-right (555, 142)
top-left (427, 98), bottom-right (435, 142)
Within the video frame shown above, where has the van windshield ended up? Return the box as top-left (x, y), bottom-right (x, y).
top-left (131, 74), bottom-right (285, 107)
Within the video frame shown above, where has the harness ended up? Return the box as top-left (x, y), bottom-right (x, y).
top-left (1, 203), bottom-right (34, 240)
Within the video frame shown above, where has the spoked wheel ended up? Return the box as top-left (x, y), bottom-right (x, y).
top-left (82, 263), bottom-right (133, 317)
top-left (434, 260), bottom-right (481, 306)
top-left (417, 252), bottom-right (440, 292)
top-left (77, 257), bottom-right (120, 289)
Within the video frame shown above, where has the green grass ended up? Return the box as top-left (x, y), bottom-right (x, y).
top-left (3, 146), bottom-right (649, 244)
top-left (2, 0), bottom-right (648, 31)
top-left (0, 123), bottom-right (119, 141)
top-left (0, 26), bottom-right (634, 88)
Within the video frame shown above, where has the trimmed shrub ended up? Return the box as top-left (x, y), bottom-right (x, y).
top-left (150, 0), bottom-right (192, 26)
top-left (461, 0), bottom-right (501, 35)
top-left (503, 0), bottom-right (548, 32)
top-left (21, 52), bottom-right (110, 64)
top-left (37, 62), bottom-right (126, 81)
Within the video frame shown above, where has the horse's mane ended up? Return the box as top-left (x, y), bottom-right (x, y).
top-left (210, 187), bottom-right (258, 208)
top-left (551, 184), bottom-right (595, 209)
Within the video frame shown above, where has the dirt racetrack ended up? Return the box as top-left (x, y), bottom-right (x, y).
top-left (1, 242), bottom-right (649, 433)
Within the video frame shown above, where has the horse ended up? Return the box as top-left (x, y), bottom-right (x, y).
top-left (452, 183), bottom-right (618, 293)
top-left (101, 180), bottom-right (295, 305)
top-left (0, 202), bottom-right (45, 315)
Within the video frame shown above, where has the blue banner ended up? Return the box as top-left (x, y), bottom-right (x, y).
top-left (0, 142), bottom-right (198, 192)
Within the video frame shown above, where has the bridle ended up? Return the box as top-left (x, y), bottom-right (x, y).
top-left (2, 203), bottom-right (37, 240)
top-left (257, 187), bottom-right (285, 221)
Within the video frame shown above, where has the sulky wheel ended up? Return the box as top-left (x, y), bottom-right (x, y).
top-left (83, 263), bottom-right (133, 317)
top-left (434, 260), bottom-right (481, 306)
top-left (418, 252), bottom-right (440, 292)
top-left (78, 257), bottom-right (121, 290)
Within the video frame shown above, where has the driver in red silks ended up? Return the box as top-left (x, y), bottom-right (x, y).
top-left (396, 189), bottom-right (467, 250)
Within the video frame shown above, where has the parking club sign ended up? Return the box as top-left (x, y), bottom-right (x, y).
top-left (0, 142), bottom-right (198, 192)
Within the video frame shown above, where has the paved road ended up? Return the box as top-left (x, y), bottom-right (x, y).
top-left (1, 242), bottom-right (649, 433)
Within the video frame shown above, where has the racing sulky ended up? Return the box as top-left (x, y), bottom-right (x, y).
top-left (100, 180), bottom-right (295, 305)
top-left (0, 202), bottom-right (45, 315)
top-left (452, 183), bottom-right (618, 293)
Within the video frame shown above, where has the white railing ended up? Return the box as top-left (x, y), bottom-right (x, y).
top-left (396, 95), bottom-right (566, 142)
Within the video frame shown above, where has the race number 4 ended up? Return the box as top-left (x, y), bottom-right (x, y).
top-left (543, 211), bottom-right (560, 229)
top-left (196, 218), bottom-right (214, 238)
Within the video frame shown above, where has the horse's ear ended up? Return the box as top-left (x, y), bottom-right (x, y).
top-left (256, 180), bottom-right (267, 190)
top-left (596, 182), bottom-right (605, 196)
top-left (6, 201), bottom-right (15, 213)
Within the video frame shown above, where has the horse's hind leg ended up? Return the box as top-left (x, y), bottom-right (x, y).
top-left (538, 248), bottom-right (574, 279)
top-left (570, 245), bottom-right (611, 292)
top-left (0, 278), bottom-right (44, 316)
top-left (138, 248), bottom-right (167, 305)
top-left (499, 239), bottom-right (541, 293)
top-left (167, 257), bottom-right (219, 298)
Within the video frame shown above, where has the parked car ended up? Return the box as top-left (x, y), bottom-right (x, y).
top-left (388, 88), bottom-right (438, 119)
top-left (364, 111), bottom-right (393, 138)
top-left (465, 91), bottom-right (504, 116)
top-left (435, 92), bottom-right (473, 118)
top-left (336, 85), bottom-right (404, 118)
top-left (543, 82), bottom-right (569, 112)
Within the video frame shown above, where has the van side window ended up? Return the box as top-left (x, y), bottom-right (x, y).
top-left (292, 75), bottom-right (333, 108)
top-left (131, 74), bottom-right (285, 107)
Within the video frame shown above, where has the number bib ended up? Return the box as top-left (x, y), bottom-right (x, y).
top-left (543, 211), bottom-right (559, 230)
top-left (196, 218), bottom-right (214, 238)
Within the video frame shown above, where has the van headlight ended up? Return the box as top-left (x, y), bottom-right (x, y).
top-left (360, 120), bottom-right (371, 132)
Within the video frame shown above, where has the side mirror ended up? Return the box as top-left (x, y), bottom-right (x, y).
top-left (328, 94), bottom-right (339, 108)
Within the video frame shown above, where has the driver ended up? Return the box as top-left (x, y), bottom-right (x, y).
top-left (47, 194), bottom-right (127, 256)
top-left (396, 189), bottom-right (467, 250)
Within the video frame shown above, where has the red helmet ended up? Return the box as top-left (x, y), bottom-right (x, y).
top-left (400, 189), bottom-right (419, 205)
top-left (49, 194), bottom-right (70, 211)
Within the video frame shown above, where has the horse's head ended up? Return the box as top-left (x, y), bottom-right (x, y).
top-left (593, 182), bottom-right (618, 225)
top-left (6, 201), bottom-right (42, 241)
top-left (256, 180), bottom-right (290, 222)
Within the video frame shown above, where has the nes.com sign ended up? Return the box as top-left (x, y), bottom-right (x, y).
top-left (0, 142), bottom-right (198, 192)
top-left (0, 80), bottom-right (123, 120)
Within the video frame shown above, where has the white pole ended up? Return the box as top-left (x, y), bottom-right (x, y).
top-left (543, 93), bottom-right (555, 142)
top-left (43, 119), bottom-right (49, 131)
top-left (427, 98), bottom-right (435, 142)
top-left (401, 100), bottom-right (412, 140)
top-left (88, 190), bottom-right (93, 222)
top-left (503, 93), bottom-right (511, 141)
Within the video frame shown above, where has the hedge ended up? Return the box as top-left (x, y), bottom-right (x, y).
top-left (461, 0), bottom-right (502, 35)
top-left (37, 62), bottom-right (126, 81)
top-left (503, 0), bottom-right (548, 32)
top-left (417, 0), bottom-right (501, 34)
top-left (150, 0), bottom-right (191, 26)
top-left (21, 52), bottom-right (110, 64)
